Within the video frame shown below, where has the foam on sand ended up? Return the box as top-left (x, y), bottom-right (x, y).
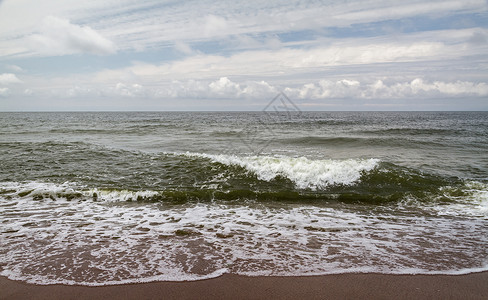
top-left (1, 181), bottom-right (487, 285)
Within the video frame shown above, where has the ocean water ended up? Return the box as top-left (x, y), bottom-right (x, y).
top-left (0, 111), bottom-right (487, 285)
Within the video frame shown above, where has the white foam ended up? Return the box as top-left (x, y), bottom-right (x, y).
top-left (432, 181), bottom-right (488, 218)
top-left (181, 152), bottom-right (379, 189)
top-left (0, 181), bottom-right (160, 203)
top-left (1, 181), bottom-right (487, 286)
top-left (1, 181), bottom-right (79, 198)
top-left (464, 181), bottom-right (488, 214)
top-left (87, 188), bottom-right (160, 202)
top-left (0, 268), bottom-right (229, 286)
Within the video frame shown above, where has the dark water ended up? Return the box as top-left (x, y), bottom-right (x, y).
top-left (1, 111), bottom-right (487, 285)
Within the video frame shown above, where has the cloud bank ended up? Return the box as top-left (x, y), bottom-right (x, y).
top-left (35, 77), bottom-right (487, 101)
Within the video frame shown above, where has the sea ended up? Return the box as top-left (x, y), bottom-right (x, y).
top-left (1, 110), bottom-right (487, 285)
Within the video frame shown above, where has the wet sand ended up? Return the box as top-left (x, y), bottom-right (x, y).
top-left (1, 272), bottom-right (487, 300)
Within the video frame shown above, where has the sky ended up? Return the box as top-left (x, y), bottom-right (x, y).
top-left (0, 0), bottom-right (487, 111)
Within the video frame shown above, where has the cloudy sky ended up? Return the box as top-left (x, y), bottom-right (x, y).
top-left (0, 0), bottom-right (487, 111)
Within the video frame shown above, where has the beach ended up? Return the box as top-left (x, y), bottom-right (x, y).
top-left (2, 272), bottom-right (488, 300)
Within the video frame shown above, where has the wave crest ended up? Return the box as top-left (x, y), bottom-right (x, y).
top-left (182, 152), bottom-right (379, 189)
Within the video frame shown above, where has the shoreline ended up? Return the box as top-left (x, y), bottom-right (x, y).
top-left (2, 272), bottom-right (488, 300)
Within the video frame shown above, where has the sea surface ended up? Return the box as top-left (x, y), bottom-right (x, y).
top-left (0, 111), bottom-right (487, 285)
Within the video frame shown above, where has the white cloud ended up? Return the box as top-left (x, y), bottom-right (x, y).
top-left (0, 72), bottom-right (23, 98)
top-left (4, 72), bottom-right (486, 103)
top-left (285, 78), bottom-right (488, 99)
top-left (92, 39), bottom-right (452, 84)
top-left (0, 87), bottom-right (10, 97)
top-left (2, 0), bottom-right (486, 58)
top-left (153, 77), bottom-right (276, 99)
top-left (208, 77), bottom-right (241, 97)
top-left (0, 1), bottom-right (486, 110)
top-left (400, 78), bottom-right (488, 97)
top-left (282, 42), bottom-right (445, 68)
top-left (173, 41), bottom-right (197, 55)
top-left (468, 30), bottom-right (488, 45)
top-left (98, 0), bottom-right (487, 51)
top-left (203, 15), bottom-right (231, 38)
top-left (108, 83), bottom-right (146, 97)
top-left (285, 80), bottom-right (363, 99)
top-left (85, 26), bottom-right (485, 91)
top-left (0, 73), bottom-right (22, 85)
top-left (26, 16), bottom-right (116, 56)
top-left (66, 85), bottom-right (94, 98)
top-left (59, 77), bottom-right (276, 100)
top-left (227, 34), bottom-right (282, 51)
top-left (6, 65), bottom-right (23, 72)
top-left (334, 0), bottom-right (486, 24)
top-left (241, 80), bottom-right (278, 98)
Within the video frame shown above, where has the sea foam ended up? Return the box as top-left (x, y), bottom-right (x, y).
top-left (1, 180), bottom-right (488, 285)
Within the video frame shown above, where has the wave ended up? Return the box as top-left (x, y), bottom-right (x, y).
top-left (358, 128), bottom-right (466, 136)
top-left (279, 136), bottom-right (445, 148)
top-left (1, 142), bottom-right (486, 209)
top-left (180, 152), bottom-right (379, 190)
top-left (2, 178), bottom-right (488, 217)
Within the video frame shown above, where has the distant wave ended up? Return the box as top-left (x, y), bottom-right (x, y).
top-left (358, 128), bottom-right (466, 135)
top-left (278, 136), bottom-right (445, 148)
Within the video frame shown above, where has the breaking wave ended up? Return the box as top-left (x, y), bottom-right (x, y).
top-left (180, 152), bottom-right (379, 190)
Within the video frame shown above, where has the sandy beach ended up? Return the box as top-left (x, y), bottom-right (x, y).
top-left (1, 272), bottom-right (487, 300)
